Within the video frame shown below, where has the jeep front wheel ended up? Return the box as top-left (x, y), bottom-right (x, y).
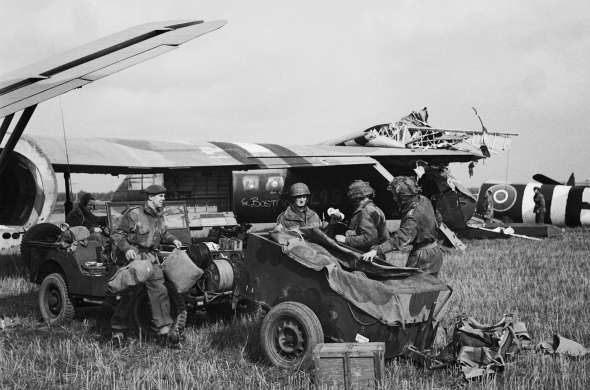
top-left (39, 273), bottom-right (75, 325)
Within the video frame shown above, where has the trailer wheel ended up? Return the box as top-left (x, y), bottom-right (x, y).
top-left (38, 273), bottom-right (75, 325)
top-left (260, 301), bottom-right (323, 369)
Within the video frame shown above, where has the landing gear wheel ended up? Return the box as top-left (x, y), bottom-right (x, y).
top-left (260, 301), bottom-right (324, 369)
top-left (38, 273), bottom-right (75, 325)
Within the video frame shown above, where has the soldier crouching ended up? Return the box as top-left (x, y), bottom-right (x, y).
top-left (110, 184), bottom-right (182, 344)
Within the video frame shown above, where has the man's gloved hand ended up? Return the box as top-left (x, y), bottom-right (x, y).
top-left (361, 249), bottom-right (377, 262)
top-left (335, 235), bottom-right (346, 244)
top-left (125, 249), bottom-right (137, 261)
top-left (173, 240), bottom-right (182, 249)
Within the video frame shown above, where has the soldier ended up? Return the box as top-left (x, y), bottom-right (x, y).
top-left (483, 188), bottom-right (494, 222)
top-left (275, 182), bottom-right (321, 230)
top-left (110, 184), bottom-right (182, 344)
top-left (533, 186), bottom-right (546, 224)
top-left (65, 193), bottom-right (107, 230)
top-left (334, 180), bottom-right (389, 251)
top-left (361, 176), bottom-right (443, 276)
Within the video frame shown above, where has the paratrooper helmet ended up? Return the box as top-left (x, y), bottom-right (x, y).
top-left (289, 182), bottom-right (311, 197)
top-left (387, 176), bottom-right (420, 197)
top-left (347, 180), bottom-right (374, 200)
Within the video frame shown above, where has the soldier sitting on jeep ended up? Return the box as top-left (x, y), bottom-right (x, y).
top-left (110, 184), bottom-right (182, 345)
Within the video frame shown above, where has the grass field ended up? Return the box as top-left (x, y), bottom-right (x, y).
top-left (1, 230), bottom-right (589, 389)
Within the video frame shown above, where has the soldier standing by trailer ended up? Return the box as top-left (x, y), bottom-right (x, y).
top-left (483, 189), bottom-right (494, 222)
top-left (533, 187), bottom-right (546, 224)
top-left (361, 176), bottom-right (443, 276)
top-left (275, 182), bottom-right (321, 230)
top-left (334, 180), bottom-right (389, 252)
top-left (110, 184), bottom-right (182, 344)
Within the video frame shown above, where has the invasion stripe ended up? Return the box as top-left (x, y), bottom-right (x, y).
top-left (234, 142), bottom-right (297, 167)
top-left (581, 188), bottom-right (590, 225)
top-left (209, 141), bottom-right (266, 167)
top-left (542, 185), bottom-right (553, 224)
top-left (550, 185), bottom-right (569, 226)
top-left (258, 144), bottom-right (311, 166)
top-left (233, 142), bottom-right (275, 156)
top-left (565, 187), bottom-right (582, 226)
top-left (521, 183), bottom-right (537, 224)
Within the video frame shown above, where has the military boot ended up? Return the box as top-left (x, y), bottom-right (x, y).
top-left (168, 309), bottom-right (187, 346)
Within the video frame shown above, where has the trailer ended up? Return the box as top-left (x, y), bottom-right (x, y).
top-left (234, 229), bottom-right (451, 369)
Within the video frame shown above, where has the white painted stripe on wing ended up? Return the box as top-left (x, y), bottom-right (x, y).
top-left (234, 142), bottom-right (275, 156)
top-left (521, 183), bottom-right (537, 223)
top-left (550, 185), bottom-right (570, 226)
top-left (580, 188), bottom-right (590, 226)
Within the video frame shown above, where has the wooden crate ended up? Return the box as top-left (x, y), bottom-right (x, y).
top-left (313, 342), bottom-right (385, 390)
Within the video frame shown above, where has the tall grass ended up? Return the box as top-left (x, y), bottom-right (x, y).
top-left (1, 230), bottom-right (589, 389)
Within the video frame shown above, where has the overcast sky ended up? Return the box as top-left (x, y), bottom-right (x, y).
top-left (1, 0), bottom-right (589, 192)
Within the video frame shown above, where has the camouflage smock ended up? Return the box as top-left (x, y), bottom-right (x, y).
top-left (344, 198), bottom-right (389, 251)
top-left (111, 204), bottom-right (178, 256)
top-left (374, 195), bottom-right (442, 275)
top-left (276, 205), bottom-right (321, 230)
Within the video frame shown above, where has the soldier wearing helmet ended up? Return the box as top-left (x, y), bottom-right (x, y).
top-left (275, 182), bottom-right (321, 230)
top-left (110, 184), bottom-right (182, 344)
top-left (362, 176), bottom-right (443, 276)
top-left (533, 186), bottom-right (545, 224)
top-left (334, 180), bottom-right (389, 251)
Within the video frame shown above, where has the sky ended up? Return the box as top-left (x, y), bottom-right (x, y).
top-left (1, 0), bottom-right (589, 192)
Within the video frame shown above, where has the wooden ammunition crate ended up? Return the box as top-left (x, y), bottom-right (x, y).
top-left (313, 342), bottom-right (385, 390)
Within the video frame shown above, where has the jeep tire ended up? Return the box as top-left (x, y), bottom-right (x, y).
top-left (39, 273), bottom-right (75, 325)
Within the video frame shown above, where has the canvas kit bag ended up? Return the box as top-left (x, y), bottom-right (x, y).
top-left (106, 258), bottom-right (154, 294)
top-left (162, 249), bottom-right (204, 293)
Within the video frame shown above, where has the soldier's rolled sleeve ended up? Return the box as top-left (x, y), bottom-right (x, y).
top-left (345, 210), bottom-right (379, 249)
top-left (111, 213), bottom-right (139, 254)
top-left (374, 215), bottom-right (418, 256)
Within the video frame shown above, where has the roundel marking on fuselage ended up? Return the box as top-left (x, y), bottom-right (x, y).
top-left (488, 184), bottom-right (517, 212)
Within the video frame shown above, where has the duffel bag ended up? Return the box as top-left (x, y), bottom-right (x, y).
top-left (162, 249), bottom-right (204, 293)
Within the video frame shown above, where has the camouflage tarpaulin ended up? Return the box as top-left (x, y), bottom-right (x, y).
top-left (271, 229), bottom-right (448, 327)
